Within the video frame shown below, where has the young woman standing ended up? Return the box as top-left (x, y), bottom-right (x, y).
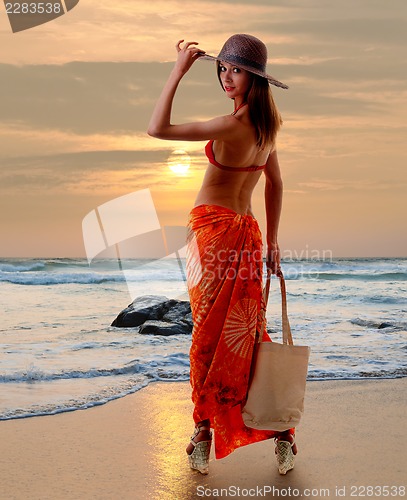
top-left (148, 34), bottom-right (296, 475)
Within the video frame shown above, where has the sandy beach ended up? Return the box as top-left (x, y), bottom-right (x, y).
top-left (0, 378), bottom-right (406, 500)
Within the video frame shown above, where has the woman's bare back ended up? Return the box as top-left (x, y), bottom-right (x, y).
top-left (194, 106), bottom-right (271, 216)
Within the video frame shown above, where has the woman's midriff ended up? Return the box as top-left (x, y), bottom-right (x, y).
top-left (194, 164), bottom-right (262, 216)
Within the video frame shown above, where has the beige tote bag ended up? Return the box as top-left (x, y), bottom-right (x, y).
top-left (242, 271), bottom-right (311, 431)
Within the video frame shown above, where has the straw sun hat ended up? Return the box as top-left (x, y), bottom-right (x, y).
top-left (200, 33), bottom-right (288, 90)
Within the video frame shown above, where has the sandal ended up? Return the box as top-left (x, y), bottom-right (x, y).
top-left (274, 434), bottom-right (295, 475)
top-left (187, 425), bottom-right (212, 475)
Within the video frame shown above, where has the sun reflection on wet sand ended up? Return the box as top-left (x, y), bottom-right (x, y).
top-left (145, 383), bottom-right (209, 499)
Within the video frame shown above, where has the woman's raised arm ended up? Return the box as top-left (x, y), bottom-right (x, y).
top-left (147, 40), bottom-right (241, 142)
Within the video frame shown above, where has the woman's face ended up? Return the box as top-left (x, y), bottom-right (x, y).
top-left (218, 62), bottom-right (253, 99)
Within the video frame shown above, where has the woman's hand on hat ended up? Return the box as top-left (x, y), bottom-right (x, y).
top-left (174, 39), bottom-right (205, 76)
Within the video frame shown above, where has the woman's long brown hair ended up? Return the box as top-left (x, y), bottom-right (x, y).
top-left (217, 62), bottom-right (283, 150)
top-left (246, 74), bottom-right (283, 150)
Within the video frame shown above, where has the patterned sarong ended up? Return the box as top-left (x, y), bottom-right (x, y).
top-left (186, 204), bottom-right (290, 459)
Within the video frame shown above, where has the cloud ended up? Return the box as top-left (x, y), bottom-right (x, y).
top-left (0, 148), bottom-right (189, 193)
top-left (297, 178), bottom-right (407, 193)
top-left (1, 0), bottom-right (405, 147)
top-left (1, 53), bottom-right (404, 148)
top-left (0, 141), bottom-right (210, 196)
top-left (252, 16), bottom-right (407, 48)
top-left (1, 0), bottom-right (405, 68)
top-left (0, 61), bottom-right (232, 136)
top-left (0, 0), bottom-right (292, 65)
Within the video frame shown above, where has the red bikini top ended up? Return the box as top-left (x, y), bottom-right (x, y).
top-left (205, 140), bottom-right (267, 172)
top-left (205, 103), bottom-right (267, 172)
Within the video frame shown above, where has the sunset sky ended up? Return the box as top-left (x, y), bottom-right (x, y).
top-left (0, 0), bottom-right (406, 258)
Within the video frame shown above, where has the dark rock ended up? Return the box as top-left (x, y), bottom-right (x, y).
top-left (378, 322), bottom-right (392, 329)
top-left (139, 320), bottom-right (191, 336)
top-left (182, 312), bottom-right (193, 328)
top-left (162, 301), bottom-right (191, 322)
top-left (111, 295), bottom-right (192, 334)
top-left (111, 295), bottom-right (175, 327)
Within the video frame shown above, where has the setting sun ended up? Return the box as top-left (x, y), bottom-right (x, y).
top-left (168, 149), bottom-right (191, 175)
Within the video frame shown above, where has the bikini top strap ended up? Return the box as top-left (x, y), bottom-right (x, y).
top-left (231, 102), bottom-right (248, 115)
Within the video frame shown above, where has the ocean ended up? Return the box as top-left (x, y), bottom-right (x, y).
top-left (1, 257), bottom-right (406, 420)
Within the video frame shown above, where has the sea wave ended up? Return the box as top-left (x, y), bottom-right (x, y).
top-left (1, 354), bottom-right (404, 386)
top-left (0, 261), bottom-right (46, 272)
top-left (0, 354), bottom-right (192, 420)
top-left (1, 365), bottom-right (406, 421)
top-left (0, 258), bottom-right (89, 272)
top-left (350, 317), bottom-right (407, 332)
top-left (1, 257), bottom-right (406, 285)
top-left (0, 272), bottom-right (126, 285)
top-left (295, 271), bottom-right (407, 281)
top-left (308, 367), bottom-right (407, 380)
top-left (0, 263), bottom-right (187, 285)
top-left (0, 353), bottom-right (191, 383)
top-left (0, 377), bottom-right (152, 421)
top-left (0, 363), bottom-right (139, 383)
top-left (2, 270), bottom-right (406, 286)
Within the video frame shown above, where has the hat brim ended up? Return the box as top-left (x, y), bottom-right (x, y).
top-left (199, 54), bottom-right (289, 90)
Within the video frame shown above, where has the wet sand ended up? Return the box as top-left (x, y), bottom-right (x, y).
top-left (0, 378), bottom-right (406, 499)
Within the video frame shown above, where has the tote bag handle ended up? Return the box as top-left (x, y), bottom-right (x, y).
top-left (261, 268), bottom-right (294, 346)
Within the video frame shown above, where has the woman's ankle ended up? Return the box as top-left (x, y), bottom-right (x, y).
top-left (197, 419), bottom-right (210, 430)
top-left (275, 431), bottom-right (297, 455)
top-left (193, 420), bottom-right (212, 442)
top-left (276, 430), bottom-right (294, 442)
top-left (186, 422), bottom-right (212, 455)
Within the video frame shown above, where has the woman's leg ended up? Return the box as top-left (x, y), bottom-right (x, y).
top-left (275, 429), bottom-right (297, 454)
top-left (186, 418), bottom-right (212, 475)
top-left (274, 429), bottom-right (297, 475)
top-left (186, 419), bottom-right (211, 455)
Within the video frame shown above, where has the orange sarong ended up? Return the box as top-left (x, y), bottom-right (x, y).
top-left (186, 204), bottom-right (292, 459)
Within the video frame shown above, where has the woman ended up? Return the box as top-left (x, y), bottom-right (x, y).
top-left (148, 34), bottom-right (296, 475)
